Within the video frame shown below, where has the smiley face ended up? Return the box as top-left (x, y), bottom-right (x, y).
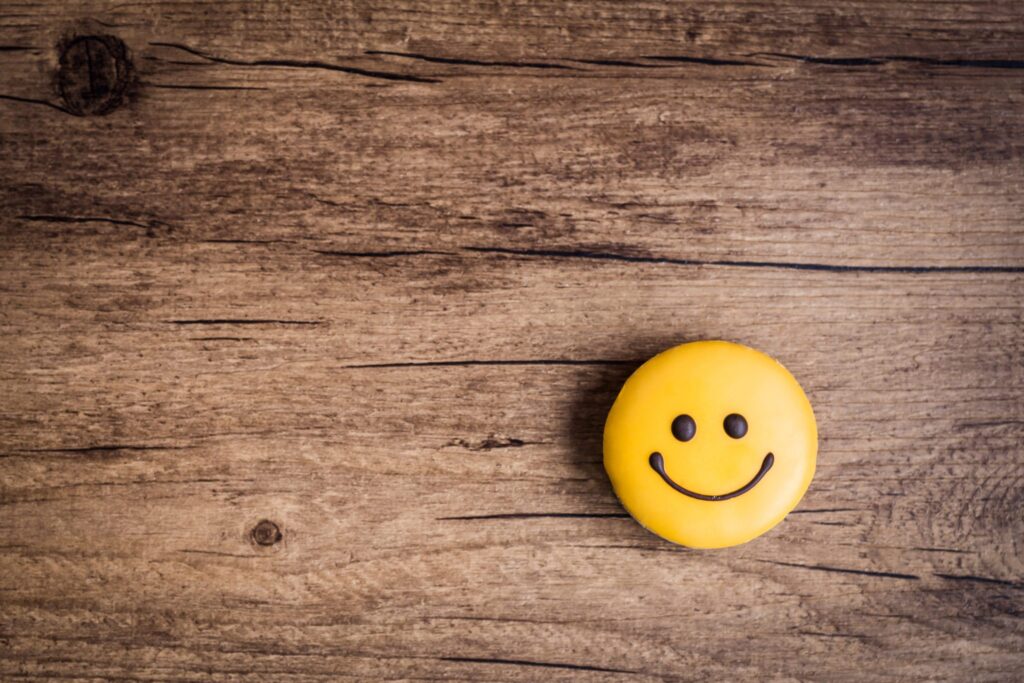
top-left (603, 341), bottom-right (817, 549)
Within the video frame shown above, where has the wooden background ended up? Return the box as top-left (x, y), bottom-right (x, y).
top-left (1, 1), bottom-right (1023, 680)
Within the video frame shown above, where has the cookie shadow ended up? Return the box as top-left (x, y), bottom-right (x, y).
top-left (564, 359), bottom-right (642, 510)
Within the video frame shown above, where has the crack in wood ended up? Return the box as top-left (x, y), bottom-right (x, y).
top-left (438, 512), bottom-right (630, 520)
top-left (149, 42), bottom-right (441, 84)
top-left (365, 50), bottom-right (576, 70)
top-left (751, 52), bottom-right (1024, 69)
top-left (338, 358), bottom-right (635, 369)
top-left (465, 246), bottom-right (1024, 274)
top-left (144, 55), bottom-right (218, 67)
top-left (443, 437), bottom-right (534, 450)
top-left (0, 93), bottom-right (72, 114)
top-left (571, 58), bottom-right (669, 68)
top-left (934, 573), bottom-right (1023, 589)
top-left (17, 214), bottom-right (167, 230)
top-left (168, 319), bottom-right (323, 326)
top-left (760, 560), bottom-right (920, 580)
top-left (17, 444), bottom-right (188, 454)
top-left (439, 656), bottom-right (639, 675)
top-left (752, 53), bottom-right (885, 66)
top-left (956, 419), bottom-right (1024, 429)
top-left (642, 54), bottom-right (766, 67)
top-left (426, 614), bottom-right (566, 625)
top-left (313, 249), bottom-right (456, 258)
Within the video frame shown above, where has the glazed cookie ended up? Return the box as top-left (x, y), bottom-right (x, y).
top-left (604, 340), bottom-right (817, 549)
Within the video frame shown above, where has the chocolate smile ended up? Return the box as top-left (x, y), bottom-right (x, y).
top-left (648, 451), bottom-right (774, 501)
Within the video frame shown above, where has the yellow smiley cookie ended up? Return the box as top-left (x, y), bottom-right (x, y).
top-left (604, 340), bottom-right (817, 548)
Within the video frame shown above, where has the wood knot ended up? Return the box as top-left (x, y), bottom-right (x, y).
top-left (57, 35), bottom-right (133, 116)
top-left (250, 519), bottom-right (283, 547)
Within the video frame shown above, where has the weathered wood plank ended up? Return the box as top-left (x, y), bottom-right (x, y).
top-left (1, 1), bottom-right (1022, 681)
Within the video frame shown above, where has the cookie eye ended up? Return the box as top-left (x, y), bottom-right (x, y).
top-left (671, 414), bottom-right (696, 442)
top-left (723, 413), bottom-right (748, 439)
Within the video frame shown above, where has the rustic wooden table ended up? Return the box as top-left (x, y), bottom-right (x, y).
top-left (2, 2), bottom-right (1023, 681)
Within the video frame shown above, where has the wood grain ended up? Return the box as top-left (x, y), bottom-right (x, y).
top-left (1, 1), bottom-right (1022, 680)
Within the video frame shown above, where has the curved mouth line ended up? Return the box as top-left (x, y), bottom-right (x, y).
top-left (648, 451), bottom-right (775, 502)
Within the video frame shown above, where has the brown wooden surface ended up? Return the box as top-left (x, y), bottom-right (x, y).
top-left (2, 2), bottom-right (1023, 681)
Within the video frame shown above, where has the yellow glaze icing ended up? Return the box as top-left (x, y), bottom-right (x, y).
top-left (604, 340), bottom-right (817, 549)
